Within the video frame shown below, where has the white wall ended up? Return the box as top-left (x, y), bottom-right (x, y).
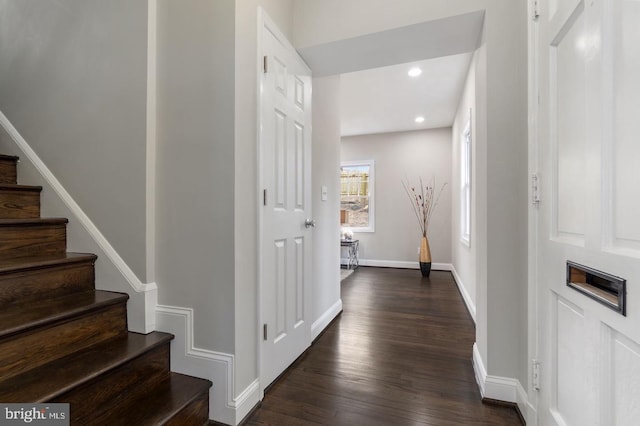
top-left (311, 76), bottom-right (342, 338)
top-left (293, 0), bottom-right (529, 393)
top-left (341, 128), bottom-right (452, 267)
top-left (0, 0), bottom-right (148, 281)
top-left (451, 50), bottom-right (479, 316)
top-left (155, 0), bottom-right (236, 353)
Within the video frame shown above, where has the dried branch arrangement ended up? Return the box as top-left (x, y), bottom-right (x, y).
top-left (402, 176), bottom-right (447, 238)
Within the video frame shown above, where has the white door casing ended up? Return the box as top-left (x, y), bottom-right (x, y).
top-left (533, 0), bottom-right (640, 425)
top-left (258, 11), bottom-right (313, 389)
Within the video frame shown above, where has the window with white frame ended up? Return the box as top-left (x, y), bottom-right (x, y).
top-left (340, 160), bottom-right (375, 232)
top-left (461, 111), bottom-right (472, 245)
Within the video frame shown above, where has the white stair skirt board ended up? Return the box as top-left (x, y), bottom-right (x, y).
top-left (472, 343), bottom-right (531, 422)
top-left (156, 305), bottom-right (259, 425)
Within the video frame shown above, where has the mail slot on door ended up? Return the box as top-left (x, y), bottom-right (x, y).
top-left (566, 261), bottom-right (626, 316)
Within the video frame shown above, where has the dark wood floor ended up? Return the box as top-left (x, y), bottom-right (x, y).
top-left (245, 267), bottom-right (523, 425)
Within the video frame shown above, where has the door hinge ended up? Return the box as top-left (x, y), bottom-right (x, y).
top-left (532, 0), bottom-right (540, 20)
top-left (263, 323), bottom-right (268, 340)
top-left (532, 359), bottom-right (541, 390)
top-left (263, 55), bottom-right (268, 73)
top-left (532, 173), bottom-right (540, 206)
top-left (263, 189), bottom-right (267, 206)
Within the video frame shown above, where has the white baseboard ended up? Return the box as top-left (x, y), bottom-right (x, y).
top-left (0, 110), bottom-right (156, 333)
top-left (473, 343), bottom-right (488, 397)
top-left (358, 259), bottom-right (452, 271)
top-left (156, 305), bottom-right (259, 425)
top-left (473, 343), bottom-right (529, 420)
top-left (311, 299), bottom-right (343, 341)
top-left (231, 379), bottom-right (260, 424)
top-left (450, 265), bottom-right (476, 323)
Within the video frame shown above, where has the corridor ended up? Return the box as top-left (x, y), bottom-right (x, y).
top-left (246, 267), bottom-right (523, 425)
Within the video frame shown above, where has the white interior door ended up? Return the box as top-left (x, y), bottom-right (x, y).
top-left (259, 12), bottom-right (313, 388)
top-left (535, 0), bottom-right (640, 424)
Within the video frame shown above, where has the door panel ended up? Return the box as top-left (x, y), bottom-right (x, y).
top-left (610, 0), bottom-right (640, 254)
top-left (610, 331), bottom-right (640, 424)
top-left (535, 0), bottom-right (640, 424)
top-left (551, 1), bottom-right (587, 241)
top-left (260, 13), bottom-right (312, 388)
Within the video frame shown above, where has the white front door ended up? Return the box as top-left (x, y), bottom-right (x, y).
top-left (259, 12), bottom-right (313, 388)
top-left (534, 0), bottom-right (640, 424)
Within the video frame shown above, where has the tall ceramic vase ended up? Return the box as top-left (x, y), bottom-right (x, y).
top-left (419, 236), bottom-right (432, 277)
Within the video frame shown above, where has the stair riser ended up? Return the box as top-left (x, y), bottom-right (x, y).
top-left (0, 261), bottom-right (95, 305)
top-left (0, 159), bottom-right (17, 185)
top-left (0, 224), bottom-right (66, 259)
top-left (165, 391), bottom-right (210, 425)
top-left (64, 344), bottom-right (171, 423)
top-left (0, 304), bottom-right (127, 380)
top-left (0, 189), bottom-right (41, 218)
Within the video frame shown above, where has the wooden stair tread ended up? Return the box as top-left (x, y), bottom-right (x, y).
top-left (0, 252), bottom-right (96, 274)
top-left (0, 332), bottom-right (173, 402)
top-left (0, 151), bottom-right (211, 422)
top-left (89, 373), bottom-right (212, 426)
top-left (0, 290), bottom-right (128, 339)
top-left (0, 183), bottom-right (42, 192)
top-left (0, 218), bottom-right (68, 226)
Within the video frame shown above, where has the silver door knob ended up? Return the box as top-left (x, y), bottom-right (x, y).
top-left (304, 219), bottom-right (316, 228)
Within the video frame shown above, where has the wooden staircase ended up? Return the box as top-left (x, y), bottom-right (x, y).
top-left (0, 154), bottom-right (212, 425)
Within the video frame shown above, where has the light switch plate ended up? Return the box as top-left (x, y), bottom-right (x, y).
top-left (321, 185), bottom-right (328, 201)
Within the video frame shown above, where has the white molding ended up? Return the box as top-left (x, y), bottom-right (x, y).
top-left (358, 259), bottom-right (452, 271)
top-left (518, 380), bottom-right (537, 425)
top-left (473, 343), bottom-right (530, 414)
top-left (144, 284), bottom-right (158, 333)
top-left (146, 0), bottom-right (157, 283)
top-left (232, 379), bottom-right (260, 424)
top-left (311, 299), bottom-right (343, 340)
top-left (450, 265), bottom-right (477, 322)
top-left (156, 305), bottom-right (242, 425)
top-left (473, 343), bottom-right (488, 396)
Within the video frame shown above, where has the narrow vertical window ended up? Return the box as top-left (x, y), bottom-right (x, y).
top-left (461, 111), bottom-right (472, 246)
top-left (340, 160), bottom-right (375, 232)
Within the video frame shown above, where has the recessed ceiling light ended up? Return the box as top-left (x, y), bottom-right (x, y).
top-left (408, 67), bottom-right (422, 77)
top-left (415, 116), bottom-right (425, 123)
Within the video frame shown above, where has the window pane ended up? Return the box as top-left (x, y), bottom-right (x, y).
top-left (340, 164), bottom-right (370, 229)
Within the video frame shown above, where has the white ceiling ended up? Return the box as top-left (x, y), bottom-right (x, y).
top-left (340, 53), bottom-right (473, 136)
top-left (297, 10), bottom-right (483, 137)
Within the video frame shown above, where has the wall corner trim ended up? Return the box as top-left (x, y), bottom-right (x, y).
top-left (232, 379), bottom-right (261, 424)
top-left (450, 265), bottom-right (476, 322)
top-left (311, 298), bottom-right (343, 340)
top-left (157, 304), bottom-right (257, 425)
top-left (0, 110), bottom-right (156, 294)
top-left (472, 343), bottom-right (530, 419)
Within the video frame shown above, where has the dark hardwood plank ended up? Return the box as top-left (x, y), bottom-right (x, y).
top-left (87, 373), bottom-right (212, 426)
top-left (0, 292), bottom-right (128, 380)
top-left (0, 218), bottom-right (68, 259)
top-left (246, 267), bottom-right (523, 426)
top-left (0, 253), bottom-right (96, 305)
top-left (0, 155), bottom-right (18, 184)
top-left (0, 184), bottom-right (42, 218)
top-left (0, 332), bottom-right (172, 403)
